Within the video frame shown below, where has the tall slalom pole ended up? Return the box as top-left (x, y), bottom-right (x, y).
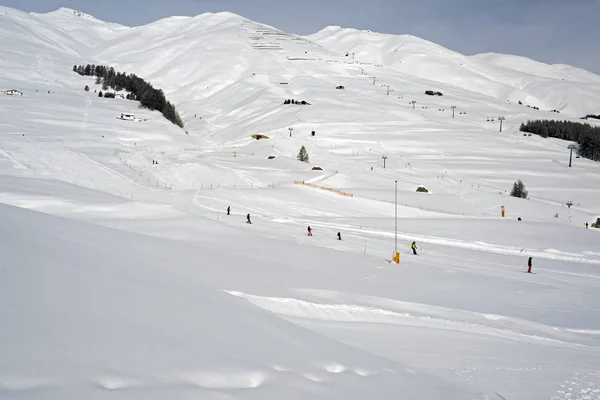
top-left (394, 180), bottom-right (398, 254)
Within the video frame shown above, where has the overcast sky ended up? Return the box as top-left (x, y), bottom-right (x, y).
top-left (4, 0), bottom-right (600, 73)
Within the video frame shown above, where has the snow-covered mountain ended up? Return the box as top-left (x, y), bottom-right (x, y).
top-left (307, 26), bottom-right (600, 115)
top-left (1, 7), bottom-right (600, 400)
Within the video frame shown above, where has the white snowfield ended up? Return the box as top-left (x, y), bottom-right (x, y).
top-left (0, 6), bottom-right (599, 400)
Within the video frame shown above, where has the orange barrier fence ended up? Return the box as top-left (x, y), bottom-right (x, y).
top-left (294, 181), bottom-right (353, 197)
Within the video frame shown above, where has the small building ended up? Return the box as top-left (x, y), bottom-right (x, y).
top-left (115, 93), bottom-right (125, 99)
top-left (311, 166), bottom-right (323, 171)
top-left (6, 89), bottom-right (22, 96)
top-left (336, 85), bottom-right (345, 90)
top-left (119, 113), bottom-right (135, 120)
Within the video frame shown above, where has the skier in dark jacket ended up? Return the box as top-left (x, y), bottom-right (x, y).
top-left (337, 232), bottom-right (342, 240)
top-left (307, 226), bottom-right (313, 236)
top-left (227, 206), bottom-right (231, 215)
top-left (527, 257), bottom-right (532, 273)
top-left (246, 213), bottom-right (251, 224)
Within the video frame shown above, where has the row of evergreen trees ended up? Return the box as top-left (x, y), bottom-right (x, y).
top-left (519, 119), bottom-right (600, 161)
top-left (73, 64), bottom-right (184, 128)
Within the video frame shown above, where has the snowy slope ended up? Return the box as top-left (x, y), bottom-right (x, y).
top-left (307, 26), bottom-right (600, 116)
top-left (1, 6), bottom-right (600, 400)
top-left (1, 202), bottom-right (480, 400)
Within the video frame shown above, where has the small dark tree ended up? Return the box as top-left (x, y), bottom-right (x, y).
top-left (98, 91), bottom-right (103, 97)
top-left (510, 180), bottom-right (528, 199)
top-left (297, 145), bottom-right (309, 163)
top-left (84, 85), bottom-right (90, 92)
top-left (73, 65), bottom-right (77, 72)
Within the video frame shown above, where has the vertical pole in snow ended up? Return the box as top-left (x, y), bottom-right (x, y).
top-left (364, 240), bottom-right (367, 255)
top-left (394, 180), bottom-right (398, 255)
top-left (568, 145), bottom-right (573, 167)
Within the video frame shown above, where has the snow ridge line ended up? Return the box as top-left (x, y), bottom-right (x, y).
top-left (227, 291), bottom-right (600, 348)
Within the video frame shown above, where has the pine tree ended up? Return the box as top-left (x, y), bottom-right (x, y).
top-left (98, 91), bottom-right (103, 97)
top-left (297, 145), bottom-right (309, 163)
top-left (510, 180), bottom-right (528, 199)
top-left (73, 65), bottom-right (77, 73)
top-left (95, 75), bottom-right (102, 85)
top-left (84, 85), bottom-right (90, 92)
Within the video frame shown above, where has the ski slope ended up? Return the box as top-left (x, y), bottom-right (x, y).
top-left (1, 6), bottom-right (600, 400)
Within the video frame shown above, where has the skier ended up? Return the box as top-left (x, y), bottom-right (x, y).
top-left (411, 241), bottom-right (417, 255)
top-left (585, 222), bottom-right (589, 229)
top-left (246, 213), bottom-right (251, 224)
top-left (227, 206), bottom-right (231, 215)
top-left (307, 226), bottom-right (313, 236)
top-left (337, 232), bottom-right (342, 240)
top-left (527, 257), bottom-right (532, 273)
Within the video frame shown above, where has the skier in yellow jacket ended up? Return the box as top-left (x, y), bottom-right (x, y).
top-left (411, 241), bottom-right (417, 255)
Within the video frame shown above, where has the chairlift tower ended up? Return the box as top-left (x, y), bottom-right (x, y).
top-left (499, 116), bottom-right (505, 132)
